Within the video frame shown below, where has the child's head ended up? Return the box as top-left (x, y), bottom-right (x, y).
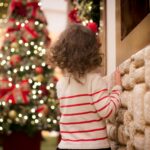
top-left (47, 23), bottom-right (102, 78)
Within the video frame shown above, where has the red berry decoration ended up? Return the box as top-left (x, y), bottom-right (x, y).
top-left (39, 85), bottom-right (49, 96)
top-left (86, 22), bottom-right (98, 33)
top-left (10, 54), bottom-right (21, 66)
top-left (36, 104), bottom-right (49, 116)
top-left (35, 66), bottom-right (43, 74)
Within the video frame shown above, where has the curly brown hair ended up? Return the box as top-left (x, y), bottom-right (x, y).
top-left (47, 23), bottom-right (102, 79)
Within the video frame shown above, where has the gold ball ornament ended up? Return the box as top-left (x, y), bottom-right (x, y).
top-left (8, 110), bottom-right (17, 119)
top-left (34, 74), bottom-right (44, 82)
top-left (11, 42), bottom-right (18, 49)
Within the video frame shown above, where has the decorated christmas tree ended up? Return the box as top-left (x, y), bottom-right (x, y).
top-left (68, 0), bottom-right (100, 32)
top-left (0, 0), bottom-right (59, 135)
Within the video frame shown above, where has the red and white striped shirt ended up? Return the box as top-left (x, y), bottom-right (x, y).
top-left (56, 72), bottom-right (121, 149)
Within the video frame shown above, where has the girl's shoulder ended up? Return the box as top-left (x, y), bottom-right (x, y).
top-left (88, 68), bottom-right (103, 79)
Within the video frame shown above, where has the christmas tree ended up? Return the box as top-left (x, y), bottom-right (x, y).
top-left (0, 0), bottom-right (59, 135)
top-left (68, 0), bottom-right (100, 32)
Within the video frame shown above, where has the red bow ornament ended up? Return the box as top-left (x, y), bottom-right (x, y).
top-left (0, 79), bottom-right (30, 104)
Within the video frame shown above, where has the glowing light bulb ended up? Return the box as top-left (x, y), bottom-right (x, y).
top-left (8, 83), bottom-right (12, 87)
top-left (53, 120), bottom-right (57, 124)
top-left (30, 41), bottom-right (34, 45)
top-left (27, 50), bottom-right (31, 55)
top-left (51, 106), bottom-right (55, 110)
top-left (5, 33), bottom-right (9, 37)
top-left (35, 21), bottom-right (39, 25)
top-left (38, 113), bottom-right (43, 117)
top-left (25, 43), bottom-right (29, 47)
top-left (32, 65), bottom-right (36, 69)
top-left (28, 79), bottom-right (33, 84)
top-left (11, 48), bottom-right (15, 52)
top-left (38, 90), bottom-right (42, 94)
top-left (18, 114), bottom-right (22, 118)
top-left (24, 116), bottom-right (28, 120)
top-left (32, 95), bottom-right (37, 99)
top-left (40, 42), bottom-right (44, 46)
top-left (1, 60), bottom-right (6, 65)
top-left (34, 50), bottom-right (38, 54)
top-left (8, 77), bottom-right (12, 81)
top-left (31, 108), bottom-right (35, 113)
top-left (2, 101), bottom-right (6, 106)
top-left (42, 62), bottom-right (46, 67)
top-left (0, 53), bottom-right (3, 58)
top-left (20, 66), bottom-right (24, 72)
top-left (32, 90), bottom-right (36, 94)
top-left (7, 56), bottom-right (10, 60)
top-left (50, 83), bottom-right (54, 87)
top-left (32, 115), bottom-right (36, 119)
top-left (35, 119), bottom-right (39, 124)
top-left (40, 100), bottom-right (44, 104)
top-left (25, 66), bottom-right (30, 70)
top-left (0, 118), bottom-right (3, 122)
top-left (47, 118), bottom-right (51, 122)
top-left (19, 40), bottom-right (23, 44)
top-left (16, 84), bottom-right (20, 88)
top-left (16, 22), bottom-right (20, 25)
top-left (13, 69), bottom-right (18, 73)
top-left (21, 23), bottom-right (25, 27)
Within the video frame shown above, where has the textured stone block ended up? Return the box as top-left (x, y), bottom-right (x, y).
top-left (131, 66), bottom-right (145, 83)
top-left (133, 133), bottom-right (144, 150)
top-left (124, 111), bottom-right (133, 126)
top-left (131, 49), bottom-right (144, 68)
top-left (127, 141), bottom-right (134, 150)
top-left (107, 123), bottom-right (117, 140)
top-left (127, 91), bottom-right (134, 115)
top-left (144, 45), bottom-right (150, 60)
top-left (144, 45), bottom-right (150, 88)
top-left (144, 92), bottom-right (150, 124)
top-left (118, 147), bottom-right (126, 150)
top-left (122, 74), bottom-right (135, 90)
top-left (119, 58), bottom-right (131, 75)
top-left (144, 126), bottom-right (150, 150)
top-left (120, 91), bottom-right (131, 108)
top-left (110, 141), bottom-right (118, 150)
top-left (118, 125), bottom-right (128, 145)
top-left (133, 84), bottom-right (146, 131)
top-left (128, 121), bottom-right (136, 143)
top-left (117, 109), bottom-right (126, 123)
top-left (145, 60), bottom-right (150, 88)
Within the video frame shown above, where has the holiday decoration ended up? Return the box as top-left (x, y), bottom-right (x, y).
top-left (8, 110), bottom-right (17, 119)
top-left (68, 8), bottom-right (81, 23)
top-left (86, 22), bottom-right (98, 33)
top-left (35, 66), bottom-right (43, 74)
top-left (10, 54), bottom-right (21, 66)
top-left (0, 0), bottom-right (59, 136)
top-left (68, 0), bottom-right (100, 33)
top-left (36, 104), bottom-right (49, 116)
top-left (0, 79), bottom-right (30, 104)
top-left (33, 74), bottom-right (44, 82)
top-left (0, 0), bottom-right (10, 24)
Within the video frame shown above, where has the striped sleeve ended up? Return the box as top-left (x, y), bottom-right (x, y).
top-left (91, 74), bottom-right (122, 119)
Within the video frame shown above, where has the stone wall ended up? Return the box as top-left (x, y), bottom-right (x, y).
top-left (107, 45), bottom-right (150, 150)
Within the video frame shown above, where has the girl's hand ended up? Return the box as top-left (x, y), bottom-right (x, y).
top-left (114, 67), bottom-right (122, 86)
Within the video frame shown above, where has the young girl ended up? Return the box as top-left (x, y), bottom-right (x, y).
top-left (47, 23), bottom-right (122, 150)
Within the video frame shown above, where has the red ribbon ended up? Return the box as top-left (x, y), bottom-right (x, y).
top-left (27, 2), bottom-right (39, 17)
top-left (10, 1), bottom-right (39, 17)
top-left (7, 19), bottom-right (38, 39)
top-left (10, 0), bottom-right (22, 13)
top-left (0, 79), bottom-right (30, 104)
